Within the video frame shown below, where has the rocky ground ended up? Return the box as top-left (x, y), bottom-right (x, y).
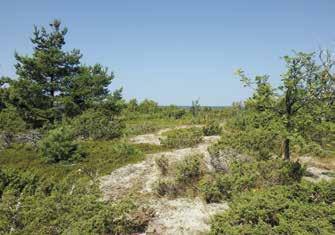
top-left (100, 126), bottom-right (226, 234)
top-left (100, 125), bottom-right (335, 234)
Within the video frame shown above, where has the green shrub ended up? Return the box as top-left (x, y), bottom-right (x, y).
top-left (72, 109), bottom-right (124, 140)
top-left (160, 127), bottom-right (203, 148)
top-left (200, 159), bottom-right (304, 202)
top-left (210, 181), bottom-right (335, 235)
top-left (203, 120), bottom-right (222, 136)
top-left (176, 154), bottom-right (202, 183)
top-left (155, 155), bottom-right (169, 175)
top-left (38, 126), bottom-right (85, 163)
top-left (0, 176), bottom-right (148, 234)
top-left (198, 175), bottom-right (223, 203)
top-left (155, 179), bottom-right (178, 197)
top-left (164, 105), bottom-right (187, 120)
top-left (0, 107), bottom-right (26, 148)
top-left (211, 128), bottom-right (281, 160)
top-left (80, 139), bottom-right (144, 175)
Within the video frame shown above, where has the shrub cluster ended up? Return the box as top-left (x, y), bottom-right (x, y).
top-left (154, 154), bottom-right (204, 197)
top-left (71, 109), bottom-right (124, 140)
top-left (160, 127), bottom-right (203, 148)
top-left (0, 167), bottom-right (150, 234)
top-left (176, 154), bottom-right (202, 183)
top-left (38, 126), bottom-right (85, 163)
top-left (199, 159), bottom-right (304, 203)
top-left (210, 128), bottom-right (281, 160)
top-left (155, 155), bottom-right (169, 175)
top-left (203, 120), bottom-right (222, 136)
top-left (210, 181), bottom-right (335, 234)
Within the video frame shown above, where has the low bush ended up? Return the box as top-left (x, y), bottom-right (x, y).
top-left (155, 179), bottom-right (178, 197)
top-left (155, 155), bottom-right (169, 175)
top-left (199, 159), bottom-right (304, 202)
top-left (71, 109), bottom-right (124, 140)
top-left (38, 126), bottom-right (85, 163)
top-left (0, 170), bottom-right (148, 234)
top-left (164, 105), bottom-right (187, 120)
top-left (160, 127), bottom-right (203, 148)
top-left (0, 107), bottom-right (26, 149)
top-left (81, 140), bottom-right (144, 175)
top-left (210, 128), bottom-right (281, 160)
top-left (198, 175), bottom-right (224, 203)
top-left (176, 154), bottom-right (202, 183)
top-left (210, 181), bottom-right (335, 235)
top-left (203, 120), bottom-right (222, 136)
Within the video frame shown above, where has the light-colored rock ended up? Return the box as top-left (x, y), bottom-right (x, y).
top-left (100, 126), bottom-right (224, 234)
top-left (130, 125), bottom-right (204, 145)
top-left (304, 166), bottom-right (334, 182)
top-left (100, 135), bottom-right (220, 200)
top-left (146, 197), bottom-right (228, 235)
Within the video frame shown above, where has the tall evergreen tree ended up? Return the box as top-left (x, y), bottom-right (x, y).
top-left (12, 19), bottom-right (81, 125)
top-left (6, 20), bottom-right (116, 127)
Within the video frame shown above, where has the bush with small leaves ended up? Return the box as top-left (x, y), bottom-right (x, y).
top-left (0, 107), bottom-right (26, 148)
top-left (198, 175), bottom-right (223, 203)
top-left (160, 127), bottom-right (203, 148)
top-left (210, 181), bottom-right (335, 234)
top-left (155, 155), bottom-right (169, 175)
top-left (203, 120), bottom-right (222, 136)
top-left (72, 109), bottom-right (124, 140)
top-left (38, 126), bottom-right (85, 163)
top-left (176, 154), bottom-right (202, 183)
top-left (200, 159), bottom-right (304, 203)
top-left (155, 179), bottom-right (178, 197)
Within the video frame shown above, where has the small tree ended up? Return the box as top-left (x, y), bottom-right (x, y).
top-left (38, 126), bottom-right (85, 163)
top-left (190, 99), bottom-right (201, 117)
top-left (237, 51), bottom-right (335, 160)
top-left (7, 20), bottom-right (120, 127)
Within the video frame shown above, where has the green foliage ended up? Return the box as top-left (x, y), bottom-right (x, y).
top-left (155, 179), bottom-right (178, 197)
top-left (138, 99), bottom-right (159, 114)
top-left (199, 160), bottom-right (304, 202)
top-left (155, 155), bottom-right (169, 175)
top-left (62, 64), bottom-right (114, 116)
top-left (12, 20), bottom-right (82, 125)
top-left (71, 109), bottom-right (124, 140)
top-left (176, 154), bottom-right (202, 183)
top-left (0, 107), bottom-right (26, 148)
top-left (164, 105), bottom-right (186, 119)
top-left (236, 51), bottom-right (335, 160)
top-left (81, 140), bottom-right (145, 175)
top-left (160, 127), bottom-right (203, 148)
top-left (4, 20), bottom-right (121, 128)
top-left (0, 137), bottom-right (149, 234)
top-left (211, 127), bottom-right (282, 160)
top-left (190, 99), bottom-right (201, 117)
top-left (38, 126), bottom-right (85, 163)
top-left (0, 168), bottom-right (148, 234)
top-left (203, 120), bottom-right (222, 136)
top-left (0, 107), bottom-right (26, 133)
top-left (210, 181), bottom-right (335, 235)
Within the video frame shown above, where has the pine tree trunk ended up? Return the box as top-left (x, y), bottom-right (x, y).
top-left (283, 138), bottom-right (290, 160)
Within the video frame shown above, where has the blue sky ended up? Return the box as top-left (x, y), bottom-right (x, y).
top-left (1, 1), bottom-right (334, 106)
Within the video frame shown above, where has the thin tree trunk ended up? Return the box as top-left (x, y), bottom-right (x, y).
top-left (283, 138), bottom-right (290, 160)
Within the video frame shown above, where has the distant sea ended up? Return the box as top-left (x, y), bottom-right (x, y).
top-left (159, 105), bottom-right (229, 109)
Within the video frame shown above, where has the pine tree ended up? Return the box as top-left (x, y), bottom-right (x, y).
top-left (13, 19), bottom-right (81, 126)
top-left (8, 20), bottom-right (116, 127)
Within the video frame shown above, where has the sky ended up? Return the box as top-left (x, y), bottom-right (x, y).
top-left (0, 1), bottom-right (335, 106)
